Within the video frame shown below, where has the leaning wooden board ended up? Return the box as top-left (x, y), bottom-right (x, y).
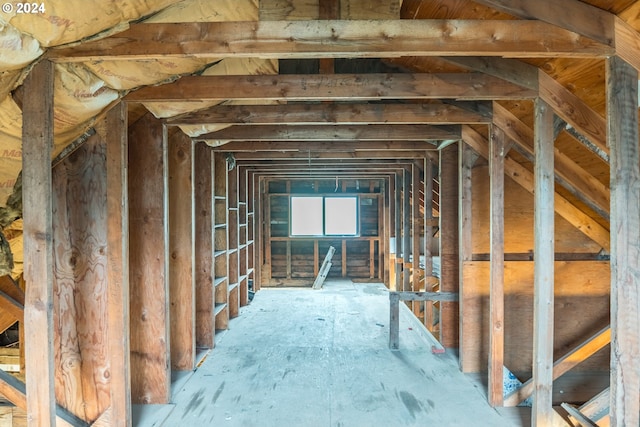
top-left (0, 275), bottom-right (24, 334)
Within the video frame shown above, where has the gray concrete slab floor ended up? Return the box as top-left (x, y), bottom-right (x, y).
top-left (158, 280), bottom-right (522, 426)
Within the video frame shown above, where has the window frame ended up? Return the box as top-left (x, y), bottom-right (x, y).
top-left (289, 195), bottom-right (360, 237)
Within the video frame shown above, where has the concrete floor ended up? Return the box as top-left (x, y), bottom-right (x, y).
top-left (140, 280), bottom-right (526, 426)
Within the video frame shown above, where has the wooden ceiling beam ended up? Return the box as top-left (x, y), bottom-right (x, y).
top-left (211, 140), bottom-right (438, 151)
top-left (167, 102), bottom-right (491, 126)
top-left (128, 73), bottom-right (536, 103)
top-left (232, 151), bottom-right (430, 160)
top-left (49, 20), bottom-right (612, 62)
top-left (198, 124), bottom-right (458, 143)
top-left (472, 0), bottom-right (615, 46)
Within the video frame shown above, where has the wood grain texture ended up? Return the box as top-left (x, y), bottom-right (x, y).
top-left (439, 144), bottom-right (459, 348)
top-left (128, 113), bottom-right (170, 404)
top-left (532, 98), bottom-right (555, 425)
top-left (167, 103), bottom-right (490, 126)
top-left (194, 142), bottom-right (214, 349)
top-left (102, 102), bottom-right (131, 427)
top-left (168, 131), bottom-right (195, 371)
top-left (50, 20), bottom-right (612, 62)
top-left (22, 59), bottom-right (55, 427)
top-left (488, 125), bottom-right (505, 407)
top-left (127, 73), bottom-right (536, 103)
top-left (607, 56), bottom-right (640, 427)
top-left (200, 124), bottom-right (459, 143)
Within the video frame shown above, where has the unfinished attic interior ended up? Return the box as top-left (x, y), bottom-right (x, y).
top-left (1, 0), bottom-right (640, 425)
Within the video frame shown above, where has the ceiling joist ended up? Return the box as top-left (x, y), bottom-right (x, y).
top-left (167, 102), bottom-right (491, 126)
top-left (49, 19), bottom-right (613, 62)
top-left (126, 73), bottom-right (536, 102)
top-left (210, 140), bottom-right (440, 151)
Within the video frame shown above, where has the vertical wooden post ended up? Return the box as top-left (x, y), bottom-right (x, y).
top-left (532, 98), bottom-right (555, 425)
top-left (607, 56), bottom-right (640, 427)
top-left (128, 113), bottom-right (170, 404)
top-left (22, 59), bottom-right (55, 427)
top-left (424, 157), bottom-right (434, 280)
top-left (394, 172), bottom-right (402, 291)
top-left (194, 142), bottom-right (214, 349)
top-left (403, 169), bottom-right (411, 292)
top-left (389, 293), bottom-right (400, 350)
top-left (169, 132), bottom-right (195, 370)
top-left (105, 102), bottom-right (131, 426)
top-left (412, 164), bottom-right (421, 315)
top-left (341, 240), bottom-right (347, 277)
top-left (440, 144), bottom-right (460, 348)
top-left (459, 143), bottom-right (477, 371)
top-left (489, 125), bottom-right (505, 407)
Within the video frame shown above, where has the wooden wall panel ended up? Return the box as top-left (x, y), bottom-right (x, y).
top-left (52, 133), bottom-right (110, 422)
top-left (194, 142), bottom-right (214, 349)
top-left (461, 261), bottom-right (610, 374)
top-left (128, 112), bottom-right (170, 404)
top-left (168, 131), bottom-right (195, 371)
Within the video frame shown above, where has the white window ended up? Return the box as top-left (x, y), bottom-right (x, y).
top-left (290, 196), bottom-right (358, 236)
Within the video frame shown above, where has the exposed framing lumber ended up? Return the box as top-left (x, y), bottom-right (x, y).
top-left (411, 164), bottom-right (421, 316)
top-left (462, 126), bottom-right (610, 251)
top-left (194, 142), bottom-right (215, 349)
top-left (128, 113), bottom-right (171, 404)
top-left (22, 59), bottom-right (55, 427)
top-left (615, 17), bottom-right (640, 73)
top-left (168, 131), bottom-right (196, 371)
top-left (167, 103), bottom-right (491, 126)
top-left (198, 124), bottom-right (461, 143)
top-left (488, 125), bottom-right (505, 407)
top-left (103, 102), bottom-right (131, 427)
top-left (607, 56), bottom-right (640, 427)
top-left (50, 20), bottom-right (612, 62)
top-left (473, 0), bottom-right (615, 46)
top-left (402, 170), bottom-right (411, 292)
top-left (458, 143), bottom-right (477, 371)
top-left (126, 73), bottom-right (537, 103)
top-left (492, 102), bottom-right (610, 219)
top-left (0, 289), bottom-right (23, 323)
top-left (439, 143), bottom-right (459, 348)
top-left (0, 369), bottom-right (88, 426)
top-left (214, 141), bottom-right (439, 152)
top-left (394, 172), bottom-right (402, 291)
top-left (532, 98), bottom-right (555, 425)
top-left (504, 327), bottom-right (611, 407)
top-left (538, 71), bottom-right (608, 158)
top-left (442, 56), bottom-right (539, 92)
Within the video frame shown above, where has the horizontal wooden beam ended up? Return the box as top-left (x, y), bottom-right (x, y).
top-left (167, 102), bottom-right (491, 126)
top-left (232, 150), bottom-right (431, 160)
top-left (49, 20), bottom-right (612, 62)
top-left (126, 73), bottom-right (536, 103)
top-left (198, 124), bottom-right (460, 143)
top-left (212, 140), bottom-right (438, 151)
top-left (462, 125), bottom-right (610, 251)
top-left (391, 291), bottom-right (459, 302)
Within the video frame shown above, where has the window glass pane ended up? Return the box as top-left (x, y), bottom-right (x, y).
top-left (291, 196), bottom-right (323, 235)
top-left (325, 197), bottom-right (357, 235)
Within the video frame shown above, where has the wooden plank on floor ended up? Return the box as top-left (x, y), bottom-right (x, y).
top-left (489, 125), bottom-right (505, 407)
top-left (22, 59), bottom-right (55, 427)
top-left (607, 56), bottom-right (640, 427)
top-left (532, 97), bottom-right (555, 425)
top-left (168, 131), bottom-right (196, 371)
top-left (103, 102), bottom-right (131, 426)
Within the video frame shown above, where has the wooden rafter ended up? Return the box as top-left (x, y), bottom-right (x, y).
top-left (232, 150), bottom-right (431, 160)
top-left (211, 140), bottom-right (438, 151)
top-left (49, 20), bottom-right (613, 62)
top-left (126, 73), bottom-right (536, 103)
top-left (462, 125), bottom-right (610, 251)
top-left (492, 102), bottom-right (610, 219)
top-left (473, 0), bottom-right (615, 45)
top-left (167, 103), bottom-right (491, 126)
top-left (197, 124), bottom-right (460, 143)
